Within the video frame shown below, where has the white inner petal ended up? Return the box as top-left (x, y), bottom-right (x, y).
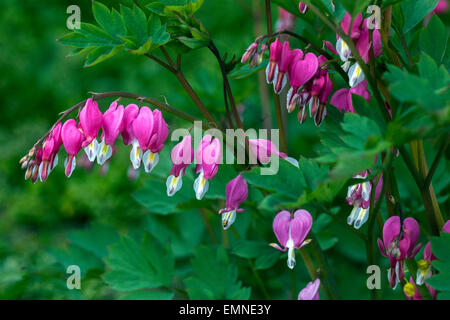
top-left (143, 150), bottom-right (159, 173)
top-left (222, 210), bottom-right (237, 230)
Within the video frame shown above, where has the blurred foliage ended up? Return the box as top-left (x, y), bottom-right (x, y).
top-left (0, 0), bottom-right (449, 300)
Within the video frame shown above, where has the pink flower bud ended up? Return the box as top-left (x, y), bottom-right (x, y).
top-left (79, 98), bottom-right (102, 148)
top-left (298, 2), bottom-right (308, 14)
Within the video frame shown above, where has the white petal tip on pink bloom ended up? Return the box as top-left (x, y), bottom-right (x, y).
top-left (166, 174), bottom-right (183, 197)
top-left (130, 143), bottom-right (142, 170)
top-left (96, 138), bottom-right (113, 166)
top-left (194, 170), bottom-right (209, 200)
top-left (143, 150), bottom-right (159, 173)
top-left (221, 210), bottom-right (237, 230)
top-left (284, 156), bottom-right (299, 168)
top-left (84, 139), bottom-right (99, 162)
top-left (64, 155), bottom-right (76, 178)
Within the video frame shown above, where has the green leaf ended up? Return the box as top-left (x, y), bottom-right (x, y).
top-left (84, 45), bottom-right (123, 67)
top-left (121, 4), bottom-right (149, 47)
top-left (384, 61), bottom-right (449, 111)
top-left (243, 158), bottom-right (304, 201)
top-left (401, 0), bottom-right (439, 33)
top-left (339, 0), bottom-right (371, 17)
top-left (231, 240), bottom-right (279, 270)
top-left (177, 36), bottom-right (209, 49)
top-left (48, 246), bottom-right (103, 276)
top-left (427, 273), bottom-right (450, 291)
top-left (184, 246), bottom-right (251, 299)
top-left (430, 232), bottom-right (450, 262)
top-left (67, 224), bottom-right (120, 259)
top-left (92, 1), bottom-right (126, 37)
top-left (132, 178), bottom-right (193, 214)
top-left (419, 14), bottom-right (447, 64)
top-left (103, 233), bottom-right (174, 291)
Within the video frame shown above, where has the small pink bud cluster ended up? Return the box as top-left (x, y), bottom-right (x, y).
top-left (241, 42), bottom-right (268, 69)
top-left (265, 39), bottom-right (333, 126)
top-left (22, 98), bottom-right (168, 182)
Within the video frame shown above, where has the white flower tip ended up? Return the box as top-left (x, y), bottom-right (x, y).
top-left (284, 156), bottom-right (299, 168)
top-left (194, 173), bottom-right (209, 200)
top-left (166, 175), bottom-right (182, 197)
top-left (143, 150), bottom-right (159, 173)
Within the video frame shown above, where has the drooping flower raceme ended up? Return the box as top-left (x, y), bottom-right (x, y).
top-left (194, 135), bottom-right (221, 200)
top-left (219, 174), bottom-right (248, 230)
top-left (378, 216), bottom-right (422, 289)
top-left (167, 135), bottom-right (194, 197)
top-left (271, 210), bottom-right (313, 269)
top-left (298, 279), bottom-right (320, 300)
top-left (97, 102), bottom-right (124, 165)
top-left (79, 98), bottom-right (103, 162)
top-left (416, 220), bottom-right (450, 285)
top-left (61, 119), bottom-right (84, 177)
top-left (325, 12), bottom-right (382, 88)
top-left (346, 172), bottom-right (383, 229)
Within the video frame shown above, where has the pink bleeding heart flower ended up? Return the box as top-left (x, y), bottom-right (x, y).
top-left (79, 98), bottom-right (103, 161)
top-left (341, 12), bottom-right (363, 39)
top-left (119, 103), bottom-right (140, 168)
top-left (377, 216), bottom-right (422, 289)
top-left (330, 80), bottom-right (370, 113)
top-left (266, 38), bottom-right (283, 84)
top-left (248, 138), bottom-right (298, 167)
top-left (120, 104), bottom-right (139, 146)
top-left (39, 123), bottom-right (63, 181)
top-left (167, 135), bottom-right (194, 197)
top-left (131, 106), bottom-right (154, 169)
top-left (30, 147), bottom-right (43, 183)
top-left (97, 102), bottom-right (124, 165)
top-left (416, 220), bottom-right (450, 285)
top-left (298, 279), bottom-right (320, 300)
top-left (286, 52), bottom-right (318, 117)
top-left (142, 109), bottom-right (168, 173)
top-left (309, 71), bottom-right (333, 126)
top-left (38, 136), bottom-right (55, 182)
top-left (270, 210), bottom-right (313, 269)
top-left (219, 174), bottom-right (248, 230)
top-left (346, 172), bottom-right (383, 229)
top-left (298, 2), bottom-right (308, 14)
top-left (61, 119), bottom-right (84, 178)
top-left (194, 135), bottom-right (222, 200)
top-left (274, 41), bottom-right (296, 94)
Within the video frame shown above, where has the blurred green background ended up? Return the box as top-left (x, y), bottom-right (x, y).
top-left (0, 0), bottom-right (447, 300)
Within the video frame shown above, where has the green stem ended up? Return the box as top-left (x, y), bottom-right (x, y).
top-left (308, 233), bottom-right (339, 299)
top-left (410, 140), bottom-right (444, 234)
top-left (424, 135), bottom-right (449, 188)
